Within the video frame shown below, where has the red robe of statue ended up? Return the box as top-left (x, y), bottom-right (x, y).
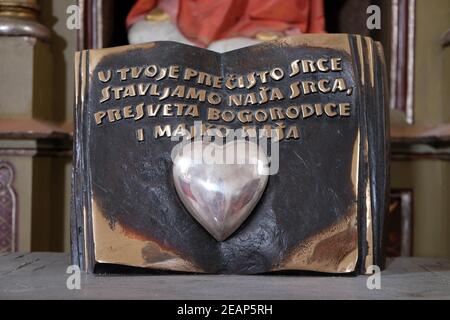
top-left (126, 0), bottom-right (326, 47)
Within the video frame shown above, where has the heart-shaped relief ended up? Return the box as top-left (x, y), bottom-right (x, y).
top-left (172, 140), bottom-right (269, 241)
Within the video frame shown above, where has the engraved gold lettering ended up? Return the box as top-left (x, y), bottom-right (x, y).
top-left (94, 111), bottom-right (106, 124)
top-left (123, 105), bottom-right (134, 118)
top-left (171, 85), bottom-right (185, 98)
top-left (289, 82), bottom-right (300, 99)
top-left (185, 104), bottom-right (199, 117)
top-left (237, 110), bottom-right (252, 123)
top-left (258, 87), bottom-right (269, 104)
top-left (289, 60), bottom-right (300, 77)
top-left (144, 65), bottom-right (158, 77)
top-left (131, 66), bottom-right (143, 79)
top-left (286, 126), bottom-right (300, 139)
top-left (317, 58), bottom-right (330, 72)
top-left (156, 68), bottom-right (167, 81)
top-left (207, 92), bottom-right (222, 105)
top-left (208, 107), bottom-right (220, 121)
top-left (134, 103), bottom-right (144, 120)
top-left (212, 76), bottom-right (222, 89)
top-left (136, 128), bottom-right (144, 141)
top-left (255, 109), bottom-right (268, 122)
top-left (147, 104), bottom-right (161, 116)
top-left (301, 60), bottom-right (316, 73)
top-left (315, 103), bottom-right (324, 116)
top-left (270, 68), bottom-right (284, 80)
top-left (168, 65), bottom-right (180, 79)
top-left (185, 87), bottom-right (206, 101)
top-left (301, 104), bottom-right (315, 118)
top-left (123, 85), bottom-right (136, 98)
top-left (269, 107), bottom-right (285, 120)
top-left (150, 84), bottom-right (160, 96)
top-left (184, 68), bottom-right (198, 81)
top-left (137, 83), bottom-right (150, 95)
top-left (98, 70), bottom-right (112, 82)
top-left (228, 94), bottom-right (242, 107)
top-left (332, 78), bottom-right (347, 92)
top-left (107, 109), bottom-right (122, 122)
top-left (222, 110), bottom-right (235, 122)
top-left (331, 57), bottom-right (342, 71)
top-left (324, 103), bottom-right (338, 117)
top-left (198, 72), bottom-right (212, 86)
top-left (256, 71), bottom-right (269, 83)
top-left (163, 104), bottom-right (173, 116)
top-left (117, 68), bottom-right (130, 80)
top-left (159, 87), bottom-right (170, 100)
top-left (339, 103), bottom-right (351, 116)
top-left (270, 87), bottom-right (284, 101)
top-left (246, 73), bottom-right (257, 89)
top-left (225, 75), bottom-right (237, 90)
top-left (173, 124), bottom-right (187, 137)
top-left (154, 124), bottom-right (171, 138)
top-left (318, 79), bottom-right (331, 93)
top-left (243, 92), bottom-right (257, 105)
top-left (111, 87), bottom-right (124, 99)
top-left (100, 86), bottom-right (111, 103)
top-left (286, 106), bottom-right (300, 119)
top-left (302, 81), bottom-right (317, 95)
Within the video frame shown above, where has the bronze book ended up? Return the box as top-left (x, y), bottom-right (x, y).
top-left (72, 34), bottom-right (389, 274)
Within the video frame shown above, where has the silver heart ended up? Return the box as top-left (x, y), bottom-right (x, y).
top-left (172, 140), bottom-right (269, 241)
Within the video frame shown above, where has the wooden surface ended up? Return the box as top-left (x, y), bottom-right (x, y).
top-left (391, 124), bottom-right (450, 146)
top-left (0, 252), bottom-right (449, 299)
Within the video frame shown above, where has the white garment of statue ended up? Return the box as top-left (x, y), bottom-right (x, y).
top-left (128, 19), bottom-right (261, 53)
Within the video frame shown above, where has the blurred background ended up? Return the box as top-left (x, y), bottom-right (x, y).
top-left (0, 0), bottom-right (449, 259)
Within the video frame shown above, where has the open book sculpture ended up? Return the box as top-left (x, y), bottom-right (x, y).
top-left (72, 34), bottom-right (389, 274)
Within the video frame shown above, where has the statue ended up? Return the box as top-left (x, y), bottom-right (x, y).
top-left (126, 0), bottom-right (325, 52)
